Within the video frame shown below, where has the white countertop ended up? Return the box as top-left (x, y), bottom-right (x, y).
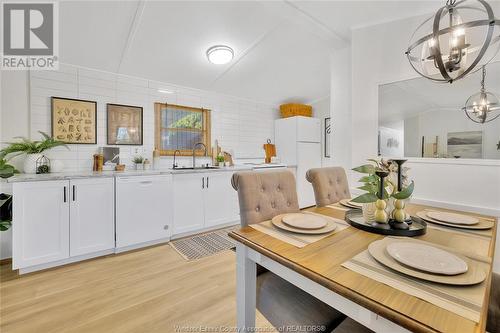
top-left (3, 164), bottom-right (290, 183)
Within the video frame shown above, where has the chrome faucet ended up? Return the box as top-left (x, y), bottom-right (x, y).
top-left (173, 150), bottom-right (181, 169)
top-left (192, 142), bottom-right (207, 168)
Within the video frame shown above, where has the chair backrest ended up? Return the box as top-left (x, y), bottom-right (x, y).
top-left (488, 272), bottom-right (500, 333)
top-left (231, 170), bottom-right (300, 226)
top-left (306, 167), bottom-right (351, 207)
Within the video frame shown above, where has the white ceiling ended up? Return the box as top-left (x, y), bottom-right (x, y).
top-left (379, 61), bottom-right (500, 124)
top-left (59, 0), bottom-right (446, 105)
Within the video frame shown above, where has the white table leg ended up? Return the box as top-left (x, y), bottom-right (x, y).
top-left (236, 242), bottom-right (256, 332)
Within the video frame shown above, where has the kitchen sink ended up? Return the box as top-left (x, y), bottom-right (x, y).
top-left (172, 166), bottom-right (220, 170)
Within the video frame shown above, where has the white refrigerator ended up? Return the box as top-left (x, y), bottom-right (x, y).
top-left (275, 116), bottom-right (322, 208)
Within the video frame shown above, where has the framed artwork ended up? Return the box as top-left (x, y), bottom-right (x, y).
top-left (107, 103), bottom-right (143, 145)
top-left (447, 131), bottom-right (483, 158)
top-left (51, 97), bottom-right (97, 144)
top-left (324, 117), bottom-right (331, 158)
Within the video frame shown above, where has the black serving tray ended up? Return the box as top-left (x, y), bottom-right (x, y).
top-left (345, 210), bottom-right (427, 237)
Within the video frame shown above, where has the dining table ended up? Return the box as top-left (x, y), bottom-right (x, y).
top-left (228, 203), bottom-right (498, 333)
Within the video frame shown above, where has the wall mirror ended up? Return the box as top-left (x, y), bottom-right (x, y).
top-left (378, 61), bottom-right (500, 160)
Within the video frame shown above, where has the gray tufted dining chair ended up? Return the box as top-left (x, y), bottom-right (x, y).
top-left (231, 170), bottom-right (346, 332)
top-left (306, 167), bottom-right (351, 207)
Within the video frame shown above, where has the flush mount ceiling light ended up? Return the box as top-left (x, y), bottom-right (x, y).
top-left (406, 0), bottom-right (500, 83)
top-left (206, 45), bottom-right (234, 65)
top-left (462, 65), bottom-right (500, 123)
top-left (158, 89), bottom-right (174, 94)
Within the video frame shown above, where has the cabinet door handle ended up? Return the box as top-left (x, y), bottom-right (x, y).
top-left (202, 177), bottom-right (205, 189)
top-left (206, 176), bottom-right (209, 188)
top-left (63, 186), bottom-right (67, 203)
top-left (72, 185), bottom-right (76, 201)
top-left (140, 181), bottom-right (153, 185)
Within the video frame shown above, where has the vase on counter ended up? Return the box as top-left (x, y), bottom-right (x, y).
top-left (23, 153), bottom-right (43, 174)
top-left (134, 163), bottom-right (144, 171)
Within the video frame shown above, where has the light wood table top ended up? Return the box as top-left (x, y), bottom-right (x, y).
top-left (229, 203), bottom-right (497, 333)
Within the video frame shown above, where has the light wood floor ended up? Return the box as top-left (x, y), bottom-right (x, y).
top-left (0, 245), bottom-right (275, 333)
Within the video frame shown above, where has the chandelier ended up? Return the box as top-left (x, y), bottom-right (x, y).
top-left (462, 66), bottom-right (500, 123)
top-left (406, 0), bottom-right (500, 83)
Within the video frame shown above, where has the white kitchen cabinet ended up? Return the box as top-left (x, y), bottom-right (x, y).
top-left (172, 171), bottom-right (240, 237)
top-left (204, 172), bottom-right (239, 228)
top-left (69, 178), bottom-right (115, 256)
top-left (116, 175), bottom-right (172, 249)
top-left (172, 173), bottom-right (205, 235)
top-left (13, 180), bottom-right (70, 269)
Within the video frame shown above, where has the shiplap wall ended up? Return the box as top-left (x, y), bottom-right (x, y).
top-left (29, 63), bottom-right (278, 171)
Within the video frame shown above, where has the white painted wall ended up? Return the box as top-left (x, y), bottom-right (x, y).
top-left (330, 47), bottom-right (352, 170)
top-left (347, 15), bottom-right (500, 271)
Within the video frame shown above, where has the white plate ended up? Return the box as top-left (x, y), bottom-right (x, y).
top-left (339, 198), bottom-right (362, 209)
top-left (282, 213), bottom-right (327, 229)
top-left (426, 211), bottom-right (479, 225)
top-left (416, 211), bottom-right (493, 230)
top-left (386, 242), bottom-right (468, 275)
top-left (271, 214), bottom-right (337, 235)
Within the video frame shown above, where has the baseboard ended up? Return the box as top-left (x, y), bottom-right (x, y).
top-left (18, 249), bottom-right (115, 274)
top-left (171, 221), bottom-right (239, 240)
top-left (0, 257), bottom-right (12, 265)
top-left (114, 237), bottom-right (170, 254)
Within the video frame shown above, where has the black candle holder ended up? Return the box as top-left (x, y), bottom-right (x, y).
top-left (375, 170), bottom-right (389, 199)
top-left (391, 159), bottom-right (407, 192)
top-left (390, 159), bottom-right (410, 227)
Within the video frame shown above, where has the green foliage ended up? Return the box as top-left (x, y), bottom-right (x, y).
top-left (132, 156), bottom-right (144, 164)
top-left (0, 131), bottom-right (68, 159)
top-left (0, 159), bottom-right (19, 179)
top-left (216, 155), bottom-right (225, 163)
top-left (352, 164), bottom-right (375, 174)
top-left (351, 158), bottom-right (412, 203)
top-left (0, 193), bottom-right (12, 231)
top-left (392, 181), bottom-right (414, 200)
top-left (351, 193), bottom-right (378, 203)
top-left (0, 221), bottom-right (11, 231)
top-left (171, 113), bottom-right (202, 130)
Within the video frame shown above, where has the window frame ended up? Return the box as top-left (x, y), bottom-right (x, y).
top-left (154, 102), bottom-right (211, 157)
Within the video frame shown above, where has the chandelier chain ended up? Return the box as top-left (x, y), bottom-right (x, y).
top-left (481, 65), bottom-right (486, 90)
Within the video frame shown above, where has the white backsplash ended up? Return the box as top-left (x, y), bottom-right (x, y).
top-left (27, 63), bottom-right (278, 172)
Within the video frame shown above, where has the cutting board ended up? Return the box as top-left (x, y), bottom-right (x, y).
top-left (263, 139), bottom-right (276, 164)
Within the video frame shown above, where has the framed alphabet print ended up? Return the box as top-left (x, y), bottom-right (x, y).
top-left (324, 117), bottom-right (331, 158)
top-left (106, 103), bottom-right (143, 145)
top-left (51, 97), bottom-right (97, 144)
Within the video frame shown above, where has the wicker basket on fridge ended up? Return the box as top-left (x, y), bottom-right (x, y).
top-left (279, 103), bottom-right (313, 118)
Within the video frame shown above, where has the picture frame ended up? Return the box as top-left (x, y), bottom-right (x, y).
top-left (324, 117), bottom-right (331, 158)
top-left (107, 103), bottom-right (143, 145)
top-left (51, 97), bottom-right (97, 144)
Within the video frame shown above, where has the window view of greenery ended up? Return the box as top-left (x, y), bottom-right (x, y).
top-left (156, 104), bottom-right (209, 154)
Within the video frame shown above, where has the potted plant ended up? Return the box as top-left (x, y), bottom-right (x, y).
top-left (0, 131), bottom-right (68, 174)
top-left (0, 193), bottom-right (12, 231)
top-left (351, 159), bottom-right (414, 222)
top-left (132, 156), bottom-right (144, 170)
top-left (0, 158), bottom-right (19, 179)
top-left (216, 155), bottom-right (225, 167)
